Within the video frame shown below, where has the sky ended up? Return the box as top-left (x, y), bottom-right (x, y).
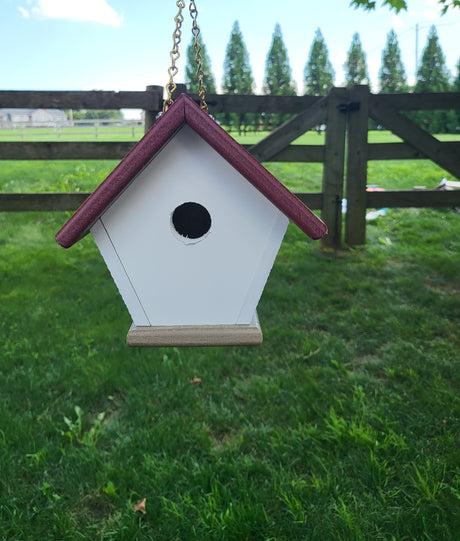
top-left (2, 0), bottom-right (460, 118)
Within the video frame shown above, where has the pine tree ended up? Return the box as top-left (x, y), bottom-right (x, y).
top-left (454, 58), bottom-right (460, 92)
top-left (185, 33), bottom-right (217, 94)
top-left (262, 23), bottom-right (296, 128)
top-left (222, 21), bottom-right (255, 133)
top-left (453, 58), bottom-right (460, 132)
top-left (263, 24), bottom-right (296, 95)
top-left (303, 29), bottom-right (335, 95)
top-left (344, 33), bottom-right (370, 87)
top-left (414, 25), bottom-right (452, 133)
top-left (379, 29), bottom-right (408, 92)
top-left (415, 25), bottom-right (450, 93)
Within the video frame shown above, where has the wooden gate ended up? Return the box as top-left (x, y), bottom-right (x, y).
top-left (250, 85), bottom-right (460, 248)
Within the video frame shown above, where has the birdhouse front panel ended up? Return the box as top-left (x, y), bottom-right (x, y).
top-left (90, 125), bottom-right (289, 328)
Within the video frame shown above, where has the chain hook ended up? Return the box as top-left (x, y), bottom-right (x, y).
top-left (163, 0), bottom-right (208, 113)
top-left (189, 0), bottom-right (208, 112)
top-left (163, 0), bottom-right (185, 112)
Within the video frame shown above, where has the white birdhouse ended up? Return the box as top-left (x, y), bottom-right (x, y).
top-left (56, 94), bottom-right (327, 346)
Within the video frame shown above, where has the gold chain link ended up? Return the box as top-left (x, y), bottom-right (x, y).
top-left (163, 0), bottom-right (186, 112)
top-left (163, 0), bottom-right (207, 113)
top-left (189, 0), bottom-right (208, 112)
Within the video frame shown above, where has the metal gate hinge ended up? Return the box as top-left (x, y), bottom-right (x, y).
top-left (338, 102), bottom-right (360, 113)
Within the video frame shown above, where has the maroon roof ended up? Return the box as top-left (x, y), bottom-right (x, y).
top-left (56, 94), bottom-right (327, 248)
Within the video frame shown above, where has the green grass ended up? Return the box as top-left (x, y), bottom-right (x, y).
top-left (0, 137), bottom-right (459, 539)
top-left (0, 160), bottom-right (117, 194)
top-left (0, 125), bottom-right (144, 142)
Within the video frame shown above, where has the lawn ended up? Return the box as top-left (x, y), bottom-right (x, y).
top-left (0, 124), bottom-right (144, 142)
top-left (0, 132), bottom-right (459, 540)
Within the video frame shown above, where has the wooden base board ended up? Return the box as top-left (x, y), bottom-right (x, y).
top-left (127, 319), bottom-right (263, 347)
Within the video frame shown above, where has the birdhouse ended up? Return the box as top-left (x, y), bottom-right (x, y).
top-left (56, 94), bottom-right (327, 346)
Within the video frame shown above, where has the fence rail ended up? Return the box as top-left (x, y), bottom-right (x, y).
top-left (4, 141), bottom-right (460, 162)
top-left (1, 84), bottom-right (459, 248)
top-left (2, 88), bottom-right (457, 112)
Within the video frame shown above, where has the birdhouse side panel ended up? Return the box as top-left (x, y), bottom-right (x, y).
top-left (236, 209), bottom-right (289, 324)
top-left (91, 219), bottom-right (150, 326)
top-left (96, 126), bottom-right (289, 327)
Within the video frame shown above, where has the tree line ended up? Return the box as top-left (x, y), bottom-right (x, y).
top-left (185, 22), bottom-right (460, 133)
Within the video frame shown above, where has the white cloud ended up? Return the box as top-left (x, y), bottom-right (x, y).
top-left (422, 9), bottom-right (440, 20)
top-left (408, 0), bottom-right (445, 20)
top-left (84, 77), bottom-right (155, 93)
top-left (368, 56), bottom-right (381, 89)
top-left (17, 6), bottom-right (30, 18)
top-left (18, 0), bottom-right (124, 27)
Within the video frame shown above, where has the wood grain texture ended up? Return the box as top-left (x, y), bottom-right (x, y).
top-left (372, 91), bottom-right (460, 111)
top-left (190, 93), bottom-right (322, 114)
top-left (144, 85), bottom-right (164, 132)
top-left (366, 189), bottom-right (460, 208)
top-left (5, 190), bottom-right (458, 213)
top-left (0, 90), bottom-right (323, 114)
top-left (2, 89), bottom-right (457, 114)
top-left (248, 144), bottom-right (325, 163)
top-left (126, 323), bottom-right (263, 347)
top-left (0, 89), bottom-right (162, 110)
top-left (367, 142), bottom-right (449, 160)
top-left (0, 142), bottom-right (325, 162)
top-left (321, 88), bottom-right (347, 249)
top-left (0, 141), bottom-right (135, 160)
top-left (0, 193), bottom-right (90, 211)
top-left (370, 99), bottom-right (460, 180)
top-left (249, 94), bottom-right (328, 162)
top-left (56, 93), bottom-right (327, 249)
top-left (346, 85), bottom-right (370, 246)
top-left (6, 140), bottom-right (460, 162)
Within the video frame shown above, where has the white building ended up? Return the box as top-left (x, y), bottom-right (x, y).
top-left (0, 108), bottom-right (67, 128)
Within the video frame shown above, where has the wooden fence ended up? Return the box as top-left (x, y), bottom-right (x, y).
top-left (1, 84), bottom-right (459, 248)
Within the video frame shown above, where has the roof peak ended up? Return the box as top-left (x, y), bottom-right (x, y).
top-left (56, 94), bottom-right (326, 248)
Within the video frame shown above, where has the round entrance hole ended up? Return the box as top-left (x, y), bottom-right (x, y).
top-left (171, 202), bottom-right (212, 240)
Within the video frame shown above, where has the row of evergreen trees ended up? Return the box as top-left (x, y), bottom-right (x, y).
top-left (185, 22), bottom-right (460, 133)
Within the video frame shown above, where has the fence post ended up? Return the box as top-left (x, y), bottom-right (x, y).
top-left (345, 85), bottom-right (370, 246)
top-left (321, 87), bottom-right (348, 250)
top-left (144, 85), bottom-right (164, 133)
top-left (171, 83), bottom-right (187, 101)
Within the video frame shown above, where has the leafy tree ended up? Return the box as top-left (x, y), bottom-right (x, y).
top-left (350, 0), bottom-right (460, 15)
top-left (454, 57), bottom-right (460, 92)
top-left (379, 29), bottom-right (408, 92)
top-left (413, 25), bottom-right (454, 133)
top-left (222, 21), bottom-right (255, 133)
top-left (185, 33), bottom-right (217, 94)
top-left (344, 32), bottom-right (370, 87)
top-left (262, 23), bottom-right (296, 128)
top-left (303, 29), bottom-right (335, 95)
top-left (453, 58), bottom-right (460, 131)
top-left (72, 110), bottom-right (122, 120)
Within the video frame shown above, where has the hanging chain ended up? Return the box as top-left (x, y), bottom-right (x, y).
top-left (163, 0), bottom-right (208, 113)
top-left (189, 0), bottom-right (208, 112)
top-left (163, 0), bottom-right (186, 112)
